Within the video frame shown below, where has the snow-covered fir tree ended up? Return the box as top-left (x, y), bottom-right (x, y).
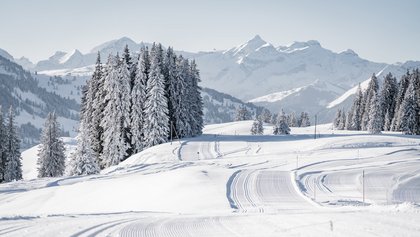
top-left (260, 108), bottom-right (272, 123)
top-left (68, 122), bottom-right (100, 176)
top-left (117, 54), bottom-right (132, 158)
top-left (398, 81), bottom-right (419, 135)
top-left (143, 44), bottom-right (169, 147)
top-left (164, 47), bottom-right (179, 138)
top-left (0, 106), bottom-right (6, 182)
top-left (3, 107), bottom-right (22, 182)
top-left (350, 84), bottom-right (364, 131)
top-left (90, 53), bottom-right (106, 167)
top-left (368, 92), bottom-right (383, 134)
top-left (251, 118), bottom-right (264, 135)
top-left (333, 109), bottom-right (342, 129)
top-left (379, 73), bottom-right (398, 131)
top-left (130, 46), bottom-right (149, 154)
top-left (338, 109), bottom-right (346, 130)
top-left (300, 112), bottom-right (311, 127)
top-left (174, 56), bottom-right (192, 138)
top-left (391, 71), bottom-right (410, 131)
top-left (235, 106), bottom-right (251, 121)
top-left (37, 112), bottom-right (66, 178)
top-left (345, 109), bottom-right (354, 130)
top-left (361, 74), bottom-right (379, 130)
top-left (274, 111), bottom-right (290, 135)
top-left (188, 60), bottom-right (204, 136)
top-left (288, 112), bottom-right (297, 127)
top-left (270, 113), bottom-right (278, 125)
top-left (100, 55), bottom-right (131, 168)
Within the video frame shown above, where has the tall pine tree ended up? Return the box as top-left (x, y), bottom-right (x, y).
top-left (379, 73), bottom-right (398, 131)
top-left (4, 107), bottom-right (22, 182)
top-left (130, 46), bottom-right (149, 154)
top-left (68, 121), bottom-right (99, 176)
top-left (144, 44), bottom-right (169, 147)
top-left (100, 55), bottom-right (130, 167)
top-left (37, 112), bottom-right (66, 178)
top-left (361, 74), bottom-right (379, 130)
top-left (398, 81), bottom-right (419, 135)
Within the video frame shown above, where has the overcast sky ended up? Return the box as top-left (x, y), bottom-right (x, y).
top-left (1, 0), bottom-right (419, 63)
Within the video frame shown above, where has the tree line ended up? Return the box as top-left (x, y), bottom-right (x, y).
top-left (0, 106), bottom-right (22, 183)
top-left (68, 43), bottom-right (204, 175)
top-left (334, 69), bottom-right (420, 134)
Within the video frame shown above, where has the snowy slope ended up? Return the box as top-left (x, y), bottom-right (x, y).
top-left (0, 55), bottom-right (80, 148)
top-left (1, 121), bottom-right (420, 236)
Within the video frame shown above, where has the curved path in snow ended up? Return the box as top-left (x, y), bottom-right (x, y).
top-left (228, 170), bottom-right (313, 213)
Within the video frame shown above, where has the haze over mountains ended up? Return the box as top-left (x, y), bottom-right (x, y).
top-left (3, 35), bottom-right (420, 121)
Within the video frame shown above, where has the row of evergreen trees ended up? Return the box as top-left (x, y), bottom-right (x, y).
top-left (334, 69), bottom-right (420, 134)
top-left (251, 109), bottom-right (310, 136)
top-left (69, 43), bottom-right (204, 175)
top-left (0, 106), bottom-right (22, 183)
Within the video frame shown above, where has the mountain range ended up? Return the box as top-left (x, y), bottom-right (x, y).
top-left (4, 35), bottom-right (420, 122)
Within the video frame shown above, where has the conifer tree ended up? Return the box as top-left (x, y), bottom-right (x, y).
top-left (117, 54), bottom-right (132, 158)
top-left (300, 112), bottom-right (311, 127)
top-left (391, 71), bottom-right (410, 131)
top-left (260, 109), bottom-right (272, 123)
top-left (90, 53), bottom-right (106, 166)
top-left (368, 92), bottom-right (382, 134)
top-left (345, 109), bottom-right (354, 130)
top-left (334, 109), bottom-right (342, 129)
top-left (338, 109), bottom-right (346, 130)
top-left (274, 111), bottom-right (290, 135)
top-left (68, 122), bottom-right (99, 176)
top-left (0, 107), bottom-right (6, 182)
top-left (144, 44), bottom-right (169, 147)
top-left (4, 107), bottom-right (22, 182)
top-left (37, 112), bottom-right (65, 178)
top-left (289, 111), bottom-right (297, 127)
top-left (189, 60), bottom-right (204, 136)
top-left (174, 56), bottom-right (191, 138)
top-left (235, 106), bottom-right (251, 121)
top-left (350, 84), bottom-right (364, 130)
top-left (100, 55), bottom-right (130, 167)
top-left (361, 74), bottom-right (379, 130)
top-left (251, 118), bottom-right (264, 135)
top-left (130, 47), bottom-right (149, 154)
top-left (399, 82), bottom-right (418, 135)
top-left (164, 47), bottom-right (179, 138)
top-left (379, 73), bottom-right (398, 131)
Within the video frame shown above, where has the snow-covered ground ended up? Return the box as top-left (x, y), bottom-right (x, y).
top-left (1, 121), bottom-right (420, 236)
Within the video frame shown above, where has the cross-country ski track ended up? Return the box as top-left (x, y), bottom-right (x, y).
top-left (1, 121), bottom-right (420, 236)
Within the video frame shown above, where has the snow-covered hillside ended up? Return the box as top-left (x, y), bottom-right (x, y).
top-left (0, 55), bottom-right (80, 148)
top-left (1, 121), bottom-right (419, 236)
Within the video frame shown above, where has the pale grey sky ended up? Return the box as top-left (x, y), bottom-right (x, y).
top-left (0, 0), bottom-right (419, 63)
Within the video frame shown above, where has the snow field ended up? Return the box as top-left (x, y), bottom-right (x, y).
top-left (1, 121), bottom-right (420, 236)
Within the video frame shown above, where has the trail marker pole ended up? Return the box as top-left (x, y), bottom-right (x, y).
top-left (362, 170), bottom-right (365, 203)
top-left (170, 121), bottom-right (173, 145)
top-left (314, 114), bottom-right (317, 139)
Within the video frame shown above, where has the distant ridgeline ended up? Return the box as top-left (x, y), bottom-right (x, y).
top-left (75, 43), bottom-right (203, 171)
top-left (0, 55), bottom-right (79, 148)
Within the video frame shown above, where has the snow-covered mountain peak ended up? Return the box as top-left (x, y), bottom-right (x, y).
top-left (339, 49), bottom-right (358, 57)
top-left (90, 36), bottom-right (138, 54)
top-left (225, 35), bottom-right (269, 56)
top-left (59, 49), bottom-right (83, 64)
top-left (49, 51), bottom-right (67, 61)
top-left (288, 40), bottom-right (321, 49)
